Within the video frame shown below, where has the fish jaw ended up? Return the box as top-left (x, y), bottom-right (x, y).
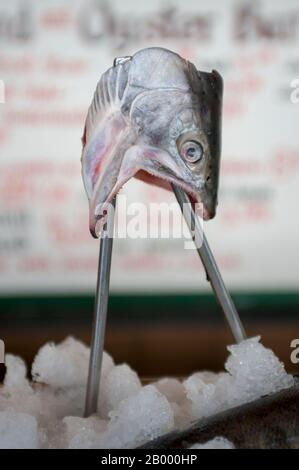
top-left (115, 144), bottom-right (215, 221)
top-left (84, 138), bottom-right (217, 237)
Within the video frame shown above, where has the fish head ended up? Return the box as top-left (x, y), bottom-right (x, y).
top-left (81, 48), bottom-right (223, 237)
top-left (130, 61), bottom-right (223, 220)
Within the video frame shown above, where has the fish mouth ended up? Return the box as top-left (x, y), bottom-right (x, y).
top-left (134, 170), bottom-right (214, 220)
top-left (89, 157), bottom-right (214, 238)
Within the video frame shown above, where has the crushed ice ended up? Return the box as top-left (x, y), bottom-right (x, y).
top-left (0, 336), bottom-right (294, 449)
top-left (189, 437), bottom-right (235, 449)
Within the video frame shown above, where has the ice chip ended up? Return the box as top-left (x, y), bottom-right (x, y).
top-left (100, 385), bottom-right (175, 448)
top-left (31, 337), bottom-right (114, 390)
top-left (154, 377), bottom-right (189, 427)
top-left (101, 350), bottom-right (115, 378)
top-left (154, 377), bottom-right (186, 404)
top-left (32, 337), bottom-right (89, 388)
top-left (3, 354), bottom-right (32, 397)
top-left (99, 364), bottom-right (141, 418)
top-left (183, 371), bottom-right (229, 419)
top-left (64, 416), bottom-right (107, 449)
top-left (225, 336), bottom-right (294, 405)
top-left (0, 410), bottom-right (38, 449)
top-left (189, 437), bottom-right (235, 449)
top-left (184, 337), bottom-right (294, 421)
top-left (68, 428), bottom-right (103, 449)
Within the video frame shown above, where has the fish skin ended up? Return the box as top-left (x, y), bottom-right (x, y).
top-left (81, 47), bottom-right (223, 238)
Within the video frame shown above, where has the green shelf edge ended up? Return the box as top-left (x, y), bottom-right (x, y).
top-left (0, 291), bottom-right (299, 318)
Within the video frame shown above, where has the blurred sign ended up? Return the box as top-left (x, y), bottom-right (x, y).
top-left (0, 0), bottom-right (299, 294)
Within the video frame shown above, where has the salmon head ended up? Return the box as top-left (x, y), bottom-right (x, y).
top-left (81, 47), bottom-right (223, 237)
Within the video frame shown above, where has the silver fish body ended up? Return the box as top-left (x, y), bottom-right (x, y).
top-left (81, 47), bottom-right (223, 237)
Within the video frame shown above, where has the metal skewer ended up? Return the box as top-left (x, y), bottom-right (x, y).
top-left (85, 198), bottom-right (116, 417)
top-left (85, 186), bottom-right (246, 416)
top-left (172, 184), bottom-right (246, 343)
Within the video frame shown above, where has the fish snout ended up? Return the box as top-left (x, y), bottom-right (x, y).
top-left (203, 203), bottom-right (216, 221)
top-left (200, 189), bottom-right (218, 220)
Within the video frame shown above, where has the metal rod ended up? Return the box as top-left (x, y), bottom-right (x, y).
top-left (172, 184), bottom-right (246, 343)
top-left (85, 198), bottom-right (116, 417)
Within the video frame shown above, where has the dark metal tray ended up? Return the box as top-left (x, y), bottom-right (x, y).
top-left (140, 378), bottom-right (299, 449)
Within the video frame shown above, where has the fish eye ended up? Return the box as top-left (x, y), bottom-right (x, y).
top-left (180, 140), bottom-right (203, 164)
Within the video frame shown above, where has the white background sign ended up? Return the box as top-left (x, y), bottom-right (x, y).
top-left (0, 0), bottom-right (299, 293)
